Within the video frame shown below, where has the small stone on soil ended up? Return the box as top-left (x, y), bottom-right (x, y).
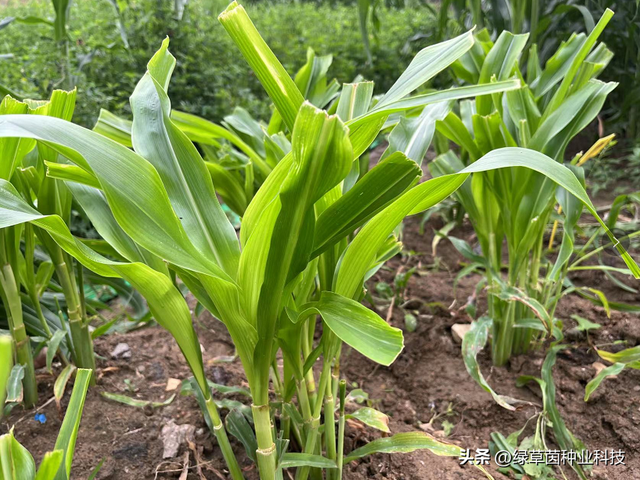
top-left (161, 420), bottom-right (196, 459)
top-left (166, 378), bottom-right (181, 391)
top-left (110, 343), bottom-right (131, 359)
top-left (592, 362), bottom-right (607, 376)
top-left (451, 323), bottom-right (471, 344)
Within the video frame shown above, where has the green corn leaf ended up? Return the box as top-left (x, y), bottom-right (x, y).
top-left (101, 392), bottom-right (176, 408)
top-left (204, 162), bottom-right (248, 216)
top-left (436, 112), bottom-right (482, 161)
top-left (0, 115), bottom-right (225, 279)
top-left (336, 82), bottom-right (374, 122)
top-left (0, 336), bottom-right (12, 410)
top-left (475, 31), bottom-right (529, 115)
top-left (219, 2), bottom-right (304, 131)
top-left (373, 29), bottom-right (475, 110)
top-left (350, 81), bottom-right (521, 127)
top-left (171, 110), bottom-right (270, 179)
top-left (505, 86), bottom-right (541, 137)
top-left (53, 368), bottom-right (92, 480)
top-left (247, 102), bottom-right (353, 400)
top-left (92, 109), bottom-right (132, 147)
top-left (541, 346), bottom-right (587, 479)
top-left (224, 107), bottom-right (266, 155)
top-left (0, 95), bottom-right (30, 180)
top-left (52, 0), bottom-right (71, 41)
top-left (225, 408), bottom-right (257, 463)
top-left (530, 33), bottom-right (585, 98)
top-left (530, 80), bottom-right (616, 158)
top-left (35, 450), bottom-right (64, 480)
top-left (45, 162), bottom-right (101, 190)
top-left (598, 346), bottom-right (640, 365)
top-left (344, 432), bottom-right (462, 463)
top-left (0, 429), bottom-right (36, 480)
top-left (130, 38), bottom-right (240, 277)
top-left (312, 291), bottom-right (403, 366)
top-left (346, 407), bottom-right (390, 433)
top-left (335, 172), bottom-right (467, 299)
top-left (381, 102), bottom-right (451, 165)
top-left (0, 180), bottom-right (213, 403)
top-left (280, 453), bottom-right (337, 469)
top-left (237, 197), bottom-right (281, 329)
top-left (541, 9), bottom-right (614, 122)
top-left (312, 152), bottom-right (421, 257)
top-left (491, 283), bottom-right (551, 332)
top-left (584, 363), bottom-right (625, 401)
top-left (65, 183), bottom-right (166, 274)
top-left (462, 317), bottom-right (526, 411)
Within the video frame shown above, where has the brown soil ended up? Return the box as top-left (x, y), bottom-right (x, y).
top-left (2, 198), bottom-right (639, 479)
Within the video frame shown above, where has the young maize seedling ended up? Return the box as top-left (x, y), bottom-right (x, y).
top-left (0, 4), bottom-right (631, 479)
top-left (0, 368), bottom-right (93, 479)
top-left (429, 9), bottom-right (639, 366)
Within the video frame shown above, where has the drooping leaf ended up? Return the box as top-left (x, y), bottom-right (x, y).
top-left (53, 369), bottom-right (92, 480)
top-left (313, 291), bottom-right (403, 366)
top-left (100, 391), bottom-right (176, 408)
top-left (280, 453), bottom-right (337, 469)
top-left (225, 408), bottom-right (257, 462)
top-left (344, 432), bottom-right (462, 463)
top-left (346, 407), bottom-right (390, 433)
top-left (584, 363), bottom-right (625, 401)
top-left (462, 317), bottom-right (527, 411)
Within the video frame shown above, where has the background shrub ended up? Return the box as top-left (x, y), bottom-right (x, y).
top-left (0, 0), bottom-right (436, 126)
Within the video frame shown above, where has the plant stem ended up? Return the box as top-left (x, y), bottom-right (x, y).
top-left (53, 250), bottom-right (95, 375)
top-left (0, 263), bottom-right (38, 408)
top-left (324, 376), bottom-right (337, 480)
top-left (205, 397), bottom-right (245, 480)
top-left (337, 380), bottom-right (346, 480)
top-left (252, 403), bottom-right (277, 480)
top-left (296, 359), bottom-right (332, 480)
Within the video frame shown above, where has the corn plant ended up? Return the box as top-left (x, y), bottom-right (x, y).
top-left (93, 46), bottom-right (343, 218)
top-left (0, 364), bottom-right (92, 480)
top-left (429, 9), bottom-right (639, 366)
top-left (0, 2), bottom-right (631, 478)
top-left (0, 91), bottom-right (96, 385)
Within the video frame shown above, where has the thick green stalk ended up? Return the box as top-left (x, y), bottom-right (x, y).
top-left (205, 397), bottom-right (245, 480)
top-left (0, 263), bottom-right (37, 408)
top-left (492, 298), bottom-right (515, 366)
top-left (252, 403), bottom-right (277, 480)
top-left (324, 376), bottom-right (337, 479)
top-left (52, 249), bottom-right (95, 374)
top-left (302, 320), bottom-right (317, 404)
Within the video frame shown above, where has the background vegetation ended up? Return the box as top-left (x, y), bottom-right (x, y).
top-left (0, 0), bottom-right (437, 126)
top-left (1, 0), bottom-right (638, 185)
